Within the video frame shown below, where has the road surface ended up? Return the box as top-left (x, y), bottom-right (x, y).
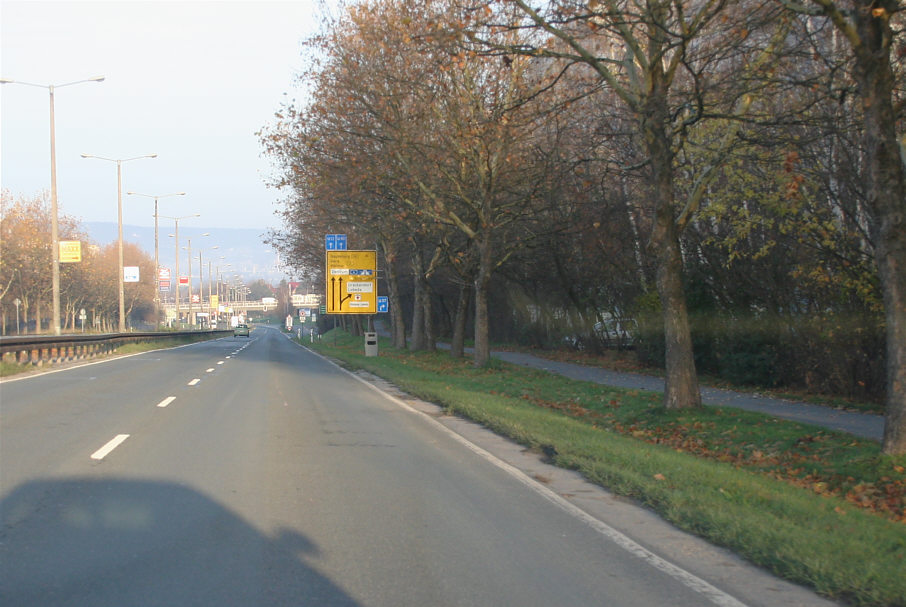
top-left (0, 326), bottom-right (835, 606)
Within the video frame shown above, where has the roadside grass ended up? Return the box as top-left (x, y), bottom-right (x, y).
top-left (307, 330), bottom-right (906, 606)
top-left (522, 346), bottom-right (885, 415)
top-left (0, 333), bottom-right (221, 378)
top-left (0, 360), bottom-right (29, 377)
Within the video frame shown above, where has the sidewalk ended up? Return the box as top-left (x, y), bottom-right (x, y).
top-left (373, 322), bottom-right (884, 441)
top-left (492, 350), bottom-right (884, 441)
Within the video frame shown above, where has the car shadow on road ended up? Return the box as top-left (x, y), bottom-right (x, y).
top-left (0, 477), bottom-right (360, 606)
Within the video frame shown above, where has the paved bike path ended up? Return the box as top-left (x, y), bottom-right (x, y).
top-left (491, 350), bottom-right (884, 441)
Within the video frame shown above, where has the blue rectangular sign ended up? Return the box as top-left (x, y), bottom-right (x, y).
top-left (325, 234), bottom-right (347, 250)
top-left (377, 296), bottom-right (389, 313)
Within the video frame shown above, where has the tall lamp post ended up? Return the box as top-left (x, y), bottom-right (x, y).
top-left (81, 153), bottom-right (157, 332)
top-left (126, 191), bottom-right (186, 328)
top-left (181, 233), bottom-right (209, 327)
top-left (1, 76), bottom-right (105, 335)
top-left (196, 245), bottom-right (219, 326)
top-left (162, 214), bottom-right (199, 327)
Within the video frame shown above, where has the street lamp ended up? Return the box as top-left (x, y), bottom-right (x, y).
top-left (181, 233), bottom-right (209, 327)
top-left (127, 191), bottom-right (186, 328)
top-left (81, 153), bottom-right (157, 332)
top-left (162, 213), bottom-right (199, 326)
top-left (1, 76), bottom-right (105, 335)
top-left (196, 245), bottom-right (219, 326)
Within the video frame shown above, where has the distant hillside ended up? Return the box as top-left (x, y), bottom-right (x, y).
top-left (83, 222), bottom-right (285, 282)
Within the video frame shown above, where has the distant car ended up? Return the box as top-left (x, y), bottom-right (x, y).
top-left (233, 323), bottom-right (250, 337)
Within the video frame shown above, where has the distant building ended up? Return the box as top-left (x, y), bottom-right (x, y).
top-left (292, 293), bottom-right (321, 308)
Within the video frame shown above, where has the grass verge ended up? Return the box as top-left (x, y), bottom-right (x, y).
top-left (517, 346), bottom-right (884, 414)
top-left (307, 330), bottom-right (906, 607)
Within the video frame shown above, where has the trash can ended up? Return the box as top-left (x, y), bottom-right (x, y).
top-left (364, 332), bottom-right (378, 357)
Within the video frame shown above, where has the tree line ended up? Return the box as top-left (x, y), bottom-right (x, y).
top-left (1, 190), bottom-right (157, 333)
top-left (260, 0), bottom-right (904, 453)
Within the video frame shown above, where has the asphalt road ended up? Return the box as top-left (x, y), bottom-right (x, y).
top-left (0, 327), bottom-right (837, 606)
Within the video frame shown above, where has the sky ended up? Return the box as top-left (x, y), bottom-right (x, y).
top-left (1, 0), bottom-right (330, 232)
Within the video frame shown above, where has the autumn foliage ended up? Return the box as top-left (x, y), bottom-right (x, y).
top-left (261, 0), bottom-right (904, 452)
top-left (1, 190), bottom-right (157, 333)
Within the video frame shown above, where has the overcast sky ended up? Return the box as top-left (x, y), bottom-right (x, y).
top-left (1, 0), bottom-right (329, 231)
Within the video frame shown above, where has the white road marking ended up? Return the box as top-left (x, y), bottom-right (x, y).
top-left (91, 434), bottom-right (130, 460)
top-left (157, 396), bottom-right (176, 408)
top-left (217, 361), bottom-right (225, 365)
top-left (188, 378), bottom-right (200, 386)
top-left (206, 368), bottom-right (215, 373)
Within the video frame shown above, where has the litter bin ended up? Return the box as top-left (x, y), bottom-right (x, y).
top-left (364, 332), bottom-right (378, 357)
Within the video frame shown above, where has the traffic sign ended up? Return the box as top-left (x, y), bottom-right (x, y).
top-left (325, 250), bottom-right (376, 314)
top-left (377, 296), bottom-right (389, 313)
top-left (325, 234), bottom-right (348, 251)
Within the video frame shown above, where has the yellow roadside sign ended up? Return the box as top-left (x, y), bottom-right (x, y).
top-left (59, 240), bottom-right (82, 263)
top-left (326, 250), bottom-right (376, 314)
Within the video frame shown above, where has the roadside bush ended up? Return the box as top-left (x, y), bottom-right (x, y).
top-left (633, 292), bottom-right (883, 402)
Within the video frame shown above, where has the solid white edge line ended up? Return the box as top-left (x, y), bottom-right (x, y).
top-left (91, 434), bottom-right (130, 460)
top-left (0, 339), bottom-right (213, 384)
top-left (157, 396), bottom-right (176, 408)
top-left (309, 346), bottom-right (748, 607)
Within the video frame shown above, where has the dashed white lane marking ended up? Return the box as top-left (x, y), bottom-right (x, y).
top-left (188, 378), bottom-right (200, 386)
top-left (157, 396), bottom-right (176, 408)
top-left (206, 368), bottom-right (215, 373)
top-left (217, 361), bottom-right (225, 365)
top-left (91, 434), bottom-right (130, 460)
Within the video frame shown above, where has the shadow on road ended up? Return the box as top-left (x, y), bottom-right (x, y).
top-left (0, 477), bottom-right (360, 606)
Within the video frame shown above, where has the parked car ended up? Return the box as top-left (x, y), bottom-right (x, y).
top-left (234, 323), bottom-right (250, 337)
top-left (593, 316), bottom-right (637, 349)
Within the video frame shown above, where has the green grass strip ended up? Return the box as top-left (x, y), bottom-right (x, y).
top-left (309, 330), bottom-right (906, 606)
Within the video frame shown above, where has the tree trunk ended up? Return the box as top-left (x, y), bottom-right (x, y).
top-left (409, 248), bottom-right (427, 351)
top-left (653, 217), bottom-right (702, 409)
top-left (423, 285), bottom-right (437, 352)
top-left (850, 3), bottom-right (906, 454)
top-left (382, 239), bottom-right (407, 349)
top-left (451, 282), bottom-right (472, 358)
top-left (473, 236), bottom-right (493, 367)
top-left (643, 82), bottom-right (702, 409)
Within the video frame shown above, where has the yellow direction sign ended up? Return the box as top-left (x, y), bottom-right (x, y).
top-left (326, 250), bottom-right (376, 314)
top-left (59, 240), bottom-right (82, 263)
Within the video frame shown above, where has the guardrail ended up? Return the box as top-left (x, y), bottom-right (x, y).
top-left (0, 330), bottom-right (231, 368)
